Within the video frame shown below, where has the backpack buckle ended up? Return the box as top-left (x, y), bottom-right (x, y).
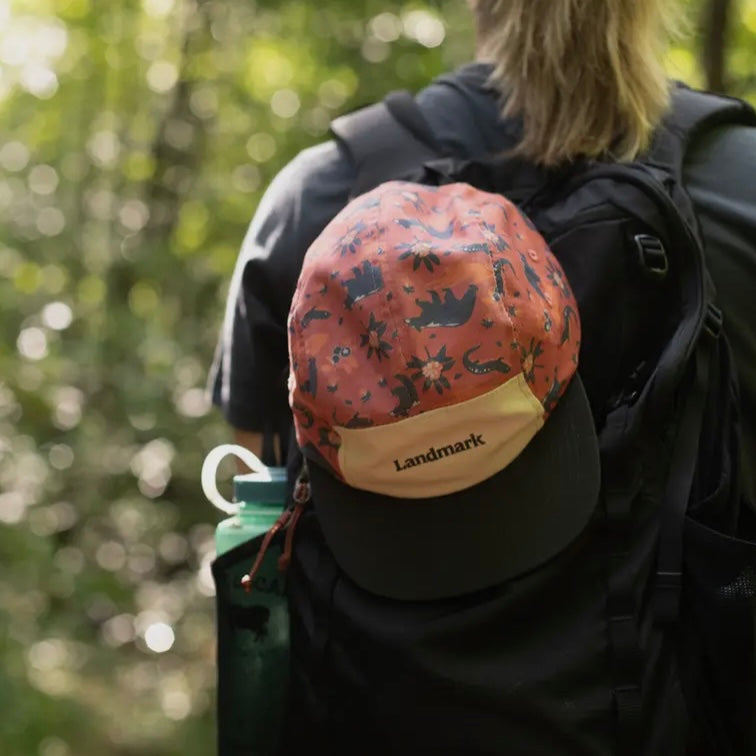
top-left (654, 570), bottom-right (682, 624)
top-left (634, 235), bottom-right (669, 281)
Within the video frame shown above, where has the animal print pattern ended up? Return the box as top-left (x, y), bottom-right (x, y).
top-left (288, 181), bottom-right (581, 478)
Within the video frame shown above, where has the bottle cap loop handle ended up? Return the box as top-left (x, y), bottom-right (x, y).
top-left (201, 444), bottom-right (268, 515)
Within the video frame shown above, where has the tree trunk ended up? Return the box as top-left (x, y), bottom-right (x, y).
top-left (702, 0), bottom-right (733, 93)
top-left (143, 0), bottom-right (213, 243)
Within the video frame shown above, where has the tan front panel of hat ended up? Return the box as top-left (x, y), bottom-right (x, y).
top-left (336, 372), bottom-right (544, 498)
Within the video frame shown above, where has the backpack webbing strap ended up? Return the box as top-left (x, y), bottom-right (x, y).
top-left (331, 91), bottom-right (442, 199)
top-left (600, 402), bottom-right (645, 754)
top-left (655, 305), bottom-right (721, 624)
top-left (601, 332), bottom-right (714, 751)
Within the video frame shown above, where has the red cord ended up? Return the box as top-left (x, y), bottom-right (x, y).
top-left (240, 508), bottom-right (292, 593)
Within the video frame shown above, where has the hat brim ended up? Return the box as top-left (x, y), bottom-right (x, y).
top-left (306, 374), bottom-right (600, 601)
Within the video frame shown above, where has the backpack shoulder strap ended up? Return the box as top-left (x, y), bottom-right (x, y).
top-left (646, 83), bottom-right (756, 176)
top-left (331, 90), bottom-right (443, 199)
top-left (643, 85), bottom-right (753, 626)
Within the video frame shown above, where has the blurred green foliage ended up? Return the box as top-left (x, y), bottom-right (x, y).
top-left (0, 0), bottom-right (754, 754)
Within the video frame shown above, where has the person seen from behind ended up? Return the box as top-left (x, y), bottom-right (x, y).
top-left (209, 1), bottom-right (756, 753)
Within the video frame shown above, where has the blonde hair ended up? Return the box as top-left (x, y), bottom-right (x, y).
top-left (469, 0), bottom-right (684, 166)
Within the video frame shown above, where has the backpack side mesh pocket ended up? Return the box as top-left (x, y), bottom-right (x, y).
top-left (212, 532), bottom-right (289, 756)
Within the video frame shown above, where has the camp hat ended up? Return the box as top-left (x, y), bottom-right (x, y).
top-left (287, 181), bottom-right (600, 600)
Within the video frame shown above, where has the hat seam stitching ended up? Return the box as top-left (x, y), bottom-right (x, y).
top-left (485, 218), bottom-right (520, 378)
top-left (381, 241), bottom-right (410, 369)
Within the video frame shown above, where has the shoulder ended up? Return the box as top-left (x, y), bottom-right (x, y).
top-left (244, 139), bottom-right (355, 254)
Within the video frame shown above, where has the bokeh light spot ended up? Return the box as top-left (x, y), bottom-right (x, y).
top-left (86, 130), bottom-right (121, 169)
top-left (28, 165), bottom-right (59, 195)
top-left (246, 132), bottom-right (276, 163)
top-left (14, 261), bottom-right (42, 294)
top-left (175, 387), bottom-right (210, 418)
top-left (162, 688), bottom-right (192, 720)
top-left (102, 614), bottom-right (136, 647)
top-left (77, 275), bottom-right (106, 307)
top-left (318, 79), bottom-right (349, 109)
top-left (144, 622), bottom-right (175, 653)
top-left (143, 0), bottom-right (175, 19)
top-left (21, 65), bottom-right (58, 99)
top-left (118, 199), bottom-right (150, 232)
top-left (41, 301), bottom-right (73, 330)
top-left (48, 444), bottom-right (74, 470)
top-left (362, 38), bottom-right (390, 63)
top-left (0, 140), bottom-right (30, 172)
top-left (369, 12), bottom-right (402, 42)
top-left (0, 491), bottom-right (26, 524)
top-left (158, 532), bottom-right (189, 564)
top-left (36, 207), bottom-right (66, 237)
top-left (54, 547), bottom-right (85, 576)
top-left (51, 386), bottom-right (84, 431)
top-left (17, 327), bottom-right (48, 361)
top-left (38, 736), bottom-right (71, 756)
top-left (96, 541), bottom-right (127, 572)
top-left (270, 88), bottom-right (300, 119)
top-left (403, 11), bottom-right (446, 48)
top-left (189, 86), bottom-right (218, 119)
top-left (41, 265), bottom-right (67, 294)
top-left (128, 281), bottom-right (160, 317)
top-left (147, 60), bottom-right (178, 93)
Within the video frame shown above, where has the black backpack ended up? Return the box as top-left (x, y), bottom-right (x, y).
top-left (274, 86), bottom-right (756, 756)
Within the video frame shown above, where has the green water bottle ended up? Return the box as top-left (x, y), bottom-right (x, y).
top-left (202, 444), bottom-right (290, 756)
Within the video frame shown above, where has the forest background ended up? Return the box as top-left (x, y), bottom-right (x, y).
top-left (1, 0), bottom-right (754, 754)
